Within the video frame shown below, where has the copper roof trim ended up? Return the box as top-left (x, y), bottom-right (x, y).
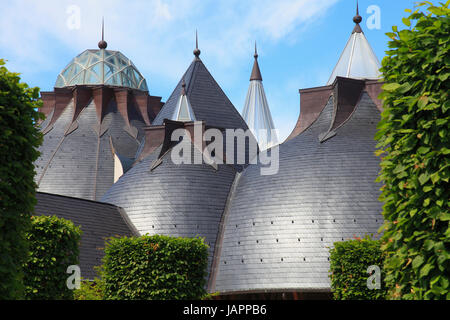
top-left (364, 80), bottom-right (384, 112)
top-left (285, 85), bottom-right (333, 142)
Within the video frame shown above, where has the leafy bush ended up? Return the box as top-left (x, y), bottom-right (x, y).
top-left (24, 215), bottom-right (82, 300)
top-left (329, 236), bottom-right (388, 300)
top-left (0, 59), bottom-right (43, 299)
top-left (74, 279), bottom-right (104, 300)
top-left (101, 234), bottom-right (209, 300)
top-left (376, 1), bottom-right (450, 299)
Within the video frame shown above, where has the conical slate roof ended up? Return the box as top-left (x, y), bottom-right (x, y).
top-left (153, 56), bottom-right (248, 130)
top-left (101, 141), bottom-right (238, 279)
top-left (242, 46), bottom-right (278, 150)
top-left (210, 87), bottom-right (384, 294)
top-left (327, 7), bottom-right (381, 85)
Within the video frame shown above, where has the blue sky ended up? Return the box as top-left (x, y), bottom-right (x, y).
top-left (0, 0), bottom-right (417, 141)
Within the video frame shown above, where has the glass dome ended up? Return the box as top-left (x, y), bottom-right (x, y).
top-left (55, 49), bottom-right (148, 91)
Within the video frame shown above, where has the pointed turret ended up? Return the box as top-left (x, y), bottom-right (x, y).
top-left (171, 79), bottom-right (196, 121)
top-left (326, 1), bottom-right (381, 85)
top-left (242, 43), bottom-right (278, 150)
top-left (153, 32), bottom-right (248, 130)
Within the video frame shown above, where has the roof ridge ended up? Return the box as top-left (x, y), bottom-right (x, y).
top-left (36, 191), bottom-right (121, 208)
top-left (186, 58), bottom-right (200, 96)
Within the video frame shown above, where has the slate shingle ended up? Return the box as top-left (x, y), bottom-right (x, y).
top-left (153, 58), bottom-right (248, 130)
top-left (212, 92), bottom-right (384, 293)
top-left (35, 99), bottom-right (145, 201)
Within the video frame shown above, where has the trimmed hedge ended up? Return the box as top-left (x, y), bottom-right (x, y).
top-left (101, 234), bottom-right (209, 300)
top-left (329, 236), bottom-right (388, 300)
top-left (24, 215), bottom-right (82, 300)
top-left (74, 279), bottom-right (104, 300)
top-left (0, 59), bottom-right (43, 299)
top-left (376, 1), bottom-right (450, 299)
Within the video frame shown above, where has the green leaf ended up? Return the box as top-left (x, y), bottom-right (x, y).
top-left (417, 146), bottom-right (430, 154)
top-left (402, 17), bottom-right (411, 26)
top-left (412, 255), bottom-right (424, 269)
top-left (418, 96), bottom-right (429, 109)
top-left (430, 172), bottom-right (440, 184)
top-left (382, 83), bottom-right (401, 91)
top-left (418, 173), bottom-right (430, 185)
top-left (420, 264), bottom-right (433, 278)
top-left (437, 212), bottom-right (450, 221)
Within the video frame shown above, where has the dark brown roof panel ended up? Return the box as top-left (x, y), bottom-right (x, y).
top-left (34, 192), bottom-right (137, 280)
top-left (285, 85), bottom-right (332, 142)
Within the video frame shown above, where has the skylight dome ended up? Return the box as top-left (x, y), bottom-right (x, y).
top-left (55, 49), bottom-right (148, 91)
top-left (327, 4), bottom-right (381, 85)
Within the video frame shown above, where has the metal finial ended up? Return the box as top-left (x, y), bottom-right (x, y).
top-left (250, 42), bottom-right (262, 81)
top-left (353, 0), bottom-right (362, 24)
top-left (193, 30), bottom-right (201, 58)
top-left (98, 17), bottom-right (107, 49)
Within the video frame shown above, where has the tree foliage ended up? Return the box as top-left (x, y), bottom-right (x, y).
top-left (0, 59), bottom-right (43, 299)
top-left (101, 234), bottom-right (209, 300)
top-left (329, 236), bottom-right (388, 300)
top-left (24, 215), bottom-right (82, 300)
top-left (376, 1), bottom-right (450, 299)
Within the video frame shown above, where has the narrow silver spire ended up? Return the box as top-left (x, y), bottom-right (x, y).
top-left (242, 44), bottom-right (278, 150)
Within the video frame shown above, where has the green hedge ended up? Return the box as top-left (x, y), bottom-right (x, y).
top-left (329, 236), bottom-right (388, 300)
top-left (24, 215), bottom-right (82, 300)
top-left (74, 279), bottom-right (104, 300)
top-left (101, 234), bottom-right (209, 300)
top-left (0, 59), bottom-right (43, 299)
top-left (376, 1), bottom-right (450, 299)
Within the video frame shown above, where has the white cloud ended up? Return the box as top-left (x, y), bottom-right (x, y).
top-left (0, 0), bottom-right (340, 140)
top-left (0, 0), bottom-right (337, 77)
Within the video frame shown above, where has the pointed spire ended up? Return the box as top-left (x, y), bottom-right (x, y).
top-left (98, 17), bottom-right (108, 49)
top-left (326, 0), bottom-right (381, 85)
top-left (193, 30), bottom-right (201, 59)
top-left (243, 42), bottom-right (277, 150)
top-left (250, 42), bottom-right (262, 81)
top-left (172, 78), bottom-right (195, 122)
top-left (352, 1), bottom-right (363, 33)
